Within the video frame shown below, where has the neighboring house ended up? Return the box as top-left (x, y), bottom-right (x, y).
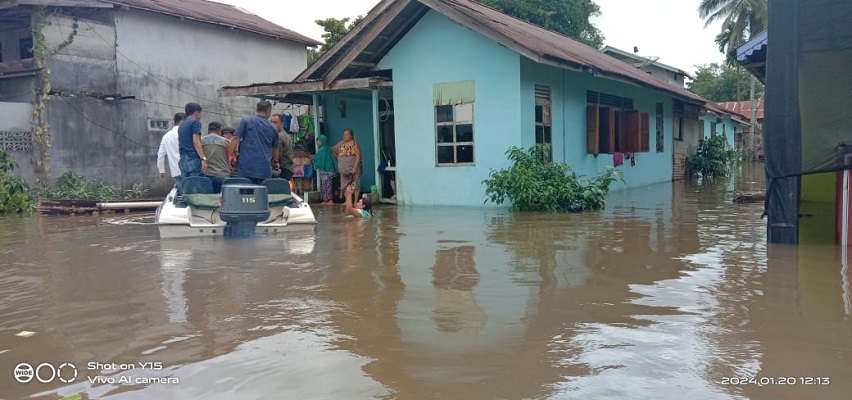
top-left (600, 46), bottom-right (694, 88)
top-left (599, 46), bottom-right (747, 179)
top-left (0, 0), bottom-right (319, 188)
top-left (737, 0), bottom-right (852, 246)
top-left (700, 104), bottom-right (751, 149)
top-left (221, 0), bottom-right (727, 206)
top-left (717, 100), bottom-right (763, 155)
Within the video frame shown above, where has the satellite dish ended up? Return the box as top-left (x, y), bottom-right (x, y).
top-left (634, 56), bottom-right (660, 69)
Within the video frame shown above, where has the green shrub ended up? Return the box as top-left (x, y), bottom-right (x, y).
top-left (686, 134), bottom-right (739, 180)
top-left (36, 172), bottom-right (148, 200)
top-left (0, 148), bottom-right (36, 214)
top-left (483, 145), bottom-right (625, 212)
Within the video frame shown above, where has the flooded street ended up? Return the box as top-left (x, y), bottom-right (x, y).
top-left (1, 164), bottom-right (851, 400)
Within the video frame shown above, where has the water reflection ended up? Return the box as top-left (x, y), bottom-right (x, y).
top-left (1, 169), bottom-right (851, 399)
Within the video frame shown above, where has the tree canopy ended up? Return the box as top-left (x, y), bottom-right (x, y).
top-left (688, 63), bottom-right (764, 102)
top-left (481, 0), bottom-right (605, 48)
top-left (308, 16), bottom-right (363, 65)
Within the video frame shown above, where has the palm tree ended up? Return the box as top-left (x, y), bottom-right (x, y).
top-left (699, 0), bottom-right (767, 161)
top-left (699, 0), bottom-right (767, 61)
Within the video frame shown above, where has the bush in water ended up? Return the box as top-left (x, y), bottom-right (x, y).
top-left (0, 148), bottom-right (35, 214)
top-left (483, 145), bottom-right (625, 212)
top-left (686, 134), bottom-right (739, 180)
top-left (36, 172), bottom-right (148, 200)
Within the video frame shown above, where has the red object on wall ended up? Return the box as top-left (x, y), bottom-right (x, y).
top-left (836, 171), bottom-right (852, 246)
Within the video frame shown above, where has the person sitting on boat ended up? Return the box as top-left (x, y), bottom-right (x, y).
top-left (222, 127), bottom-right (240, 177)
top-left (228, 101), bottom-right (280, 185)
top-left (201, 121), bottom-right (231, 193)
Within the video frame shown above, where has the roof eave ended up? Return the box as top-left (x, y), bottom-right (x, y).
top-left (107, 2), bottom-right (321, 46)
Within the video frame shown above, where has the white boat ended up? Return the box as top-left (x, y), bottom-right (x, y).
top-left (155, 177), bottom-right (316, 238)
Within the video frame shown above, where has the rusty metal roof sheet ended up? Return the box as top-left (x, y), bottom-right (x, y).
top-left (717, 100), bottom-right (764, 120)
top-left (103, 0), bottom-right (320, 46)
top-left (426, 0), bottom-right (709, 105)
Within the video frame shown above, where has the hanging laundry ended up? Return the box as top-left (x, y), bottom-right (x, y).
top-left (290, 114), bottom-right (300, 134)
top-left (614, 152), bottom-right (624, 167)
top-left (298, 115), bottom-right (314, 138)
top-left (283, 114), bottom-right (293, 134)
top-left (628, 152), bottom-right (636, 167)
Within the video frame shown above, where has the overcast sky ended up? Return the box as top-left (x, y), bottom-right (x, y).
top-left (220, 0), bottom-right (726, 74)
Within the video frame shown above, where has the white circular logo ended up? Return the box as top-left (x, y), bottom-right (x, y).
top-left (35, 363), bottom-right (56, 384)
top-left (14, 363), bottom-right (34, 384)
top-left (57, 363), bottom-right (78, 383)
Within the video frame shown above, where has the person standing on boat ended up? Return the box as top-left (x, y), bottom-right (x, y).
top-left (157, 112), bottom-right (186, 190)
top-left (222, 127), bottom-right (240, 177)
top-left (332, 128), bottom-right (362, 208)
top-left (313, 134), bottom-right (337, 205)
top-left (228, 101), bottom-right (280, 185)
top-left (201, 121), bottom-right (231, 193)
top-left (270, 113), bottom-right (294, 180)
top-left (178, 103), bottom-right (207, 181)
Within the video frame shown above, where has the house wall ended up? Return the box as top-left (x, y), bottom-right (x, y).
top-left (319, 89), bottom-right (377, 191)
top-left (378, 10), bottom-right (522, 206)
top-left (108, 9), bottom-right (308, 190)
top-left (520, 58), bottom-right (677, 191)
top-left (700, 115), bottom-right (738, 149)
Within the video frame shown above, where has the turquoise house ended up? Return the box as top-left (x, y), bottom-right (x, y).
top-left (699, 105), bottom-right (750, 149)
top-left (222, 0), bottom-right (725, 207)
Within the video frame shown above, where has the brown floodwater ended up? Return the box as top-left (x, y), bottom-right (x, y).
top-left (1, 163), bottom-right (850, 400)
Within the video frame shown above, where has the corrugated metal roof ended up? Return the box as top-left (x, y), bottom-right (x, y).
top-left (103, 0), bottom-right (320, 46)
top-left (233, 0), bottom-right (718, 107)
top-left (600, 45), bottom-right (695, 79)
top-left (427, 0), bottom-right (709, 105)
top-left (717, 100), bottom-right (764, 120)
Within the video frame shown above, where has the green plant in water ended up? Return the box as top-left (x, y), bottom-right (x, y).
top-left (685, 134), bottom-right (739, 180)
top-left (36, 172), bottom-right (148, 200)
top-left (483, 145), bottom-right (625, 212)
top-left (0, 148), bottom-right (36, 214)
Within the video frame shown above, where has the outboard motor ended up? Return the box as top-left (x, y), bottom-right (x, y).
top-left (219, 184), bottom-right (270, 237)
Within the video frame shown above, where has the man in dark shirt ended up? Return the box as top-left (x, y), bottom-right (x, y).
top-left (178, 102), bottom-right (207, 181)
top-left (228, 101), bottom-right (280, 185)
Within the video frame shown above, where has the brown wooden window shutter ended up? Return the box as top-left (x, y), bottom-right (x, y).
top-left (620, 110), bottom-right (640, 153)
top-left (640, 111), bottom-right (650, 152)
top-left (586, 104), bottom-right (599, 155)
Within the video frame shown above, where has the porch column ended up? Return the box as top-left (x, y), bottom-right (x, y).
top-left (313, 94), bottom-right (321, 194)
top-left (372, 89), bottom-right (381, 198)
top-left (764, 0), bottom-right (801, 244)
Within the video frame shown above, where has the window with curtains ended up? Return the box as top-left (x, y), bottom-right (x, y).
top-left (535, 85), bottom-right (552, 161)
top-left (434, 81), bottom-right (475, 166)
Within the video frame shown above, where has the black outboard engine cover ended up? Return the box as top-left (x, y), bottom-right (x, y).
top-left (219, 184), bottom-right (270, 237)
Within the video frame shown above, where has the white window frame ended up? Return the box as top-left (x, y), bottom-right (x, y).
top-left (435, 103), bottom-right (475, 167)
top-left (148, 119), bottom-right (170, 132)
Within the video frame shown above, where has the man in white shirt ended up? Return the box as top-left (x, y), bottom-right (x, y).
top-left (157, 112), bottom-right (186, 190)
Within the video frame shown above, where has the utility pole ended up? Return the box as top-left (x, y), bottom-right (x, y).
top-left (749, 75), bottom-right (757, 161)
